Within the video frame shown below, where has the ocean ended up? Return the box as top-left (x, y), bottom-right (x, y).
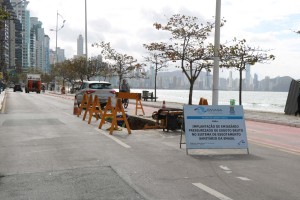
top-left (131, 89), bottom-right (288, 113)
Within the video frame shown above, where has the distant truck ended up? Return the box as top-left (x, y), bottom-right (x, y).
top-left (25, 74), bottom-right (41, 93)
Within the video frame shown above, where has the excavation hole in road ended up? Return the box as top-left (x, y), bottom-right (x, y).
top-left (105, 115), bottom-right (156, 130)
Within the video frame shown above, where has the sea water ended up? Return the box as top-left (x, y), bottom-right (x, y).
top-left (132, 89), bottom-right (288, 113)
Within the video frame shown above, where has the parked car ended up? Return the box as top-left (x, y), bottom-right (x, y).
top-left (13, 84), bottom-right (23, 92)
top-left (75, 81), bottom-right (116, 107)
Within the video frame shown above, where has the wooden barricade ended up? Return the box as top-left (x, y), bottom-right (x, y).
top-left (82, 94), bottom-right (94, 121)
top-left (98, 97), bottom-right (114, 129)
top-left (77, 93), bottom-right (89, 117)
top-left (88, 95), bottom-right (103, 124)
top-left (99, 97), bottom-right (131, 135)
top-left (115, 92), bottom-right (145, 115)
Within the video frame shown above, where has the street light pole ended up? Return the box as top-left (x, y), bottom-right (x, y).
top-left (50, 11), bottom-right (65, 91)
top-left (50, 11), bottom-right (66, 65)
top-left (85, 0), bottom-right (88, 68)
top-left (55, 10), bottom-right (58, 64)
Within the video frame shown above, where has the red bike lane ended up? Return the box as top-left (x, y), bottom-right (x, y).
top-left (246, 120), bottom-right (300, 155)
top-left (123, 102), bottom-right (300, 155)
top-left (48, 92), bottom-right (300, 155)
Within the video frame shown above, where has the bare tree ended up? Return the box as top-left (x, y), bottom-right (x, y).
top-left (144, 14), bottom-right (221, 104)
top-left (72, 57), bottom-right (87, 82)
top-left (142, 50), bottom-right (168, 101)
top-left (92, 42), bottom-right (145, 90)
top-left (220, 38), bottom-right (275, 105)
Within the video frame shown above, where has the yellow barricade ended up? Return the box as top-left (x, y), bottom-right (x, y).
top-left (88, 95), bottom-right (103, 124)
top-left (82, 94), bottom-right (93, 121)
top-left (77, 93), bottom-right (89, 117)
top-left (99, 97), bottom-right (131, 135)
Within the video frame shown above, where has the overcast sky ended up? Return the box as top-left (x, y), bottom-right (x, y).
top-left (27, 0), bottom-right (300, 80)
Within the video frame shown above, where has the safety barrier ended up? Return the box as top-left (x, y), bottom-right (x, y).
top-left (88, 95), bottom-right (103, 124)
top-left (77, 93), bottom-right (89, 117)
top-left (77, 93), bottom-right (103, 124)
top-left (99, 97), bottom-right (131, 135)
top-left (115, 92), bottom-right (145, 115)
top-left (82, 95), bottom-right (94, 121)
top-left (76, 94), bottom-right (131, 134)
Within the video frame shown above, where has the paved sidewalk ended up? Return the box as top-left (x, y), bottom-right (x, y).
top-left (139, 100), bottom-right (300, 128)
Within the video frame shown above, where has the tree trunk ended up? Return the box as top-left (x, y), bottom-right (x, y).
top-left (154, 67), bottom-right (157, 102)
top-left (239, 68), bottom-right (243, 105)
top-left (188, 83), bottom-right (194, 105)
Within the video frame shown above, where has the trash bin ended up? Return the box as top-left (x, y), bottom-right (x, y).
top-left (142, 90), bottom-right (149, 100)
top-left (142, 90), bottom-right (149, 96)
top-left (230, 99), bottom-right (235, 106)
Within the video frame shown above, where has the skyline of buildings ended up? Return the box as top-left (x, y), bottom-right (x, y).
top-left (0, 0), bottom-right (68, 81)
top-left (122, 65), bottom-right (292, 92)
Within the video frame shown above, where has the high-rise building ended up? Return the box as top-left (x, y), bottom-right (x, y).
top-left (30, 17), bottom-right (49, 74)
top-left (12, 0), bottom-right (30, 72)
top-left (0, 0), bottom-right (24, 81)
top-left (245, 63), bottom-right (251, 89)
top-left (228, 70), bottom-right (233, 90)
top-left (56, 47), bottom-right (65, 63)
top-left (77, 34), bottom-right (84, 56)
top-left (44, 35), bottom-right (50, 73)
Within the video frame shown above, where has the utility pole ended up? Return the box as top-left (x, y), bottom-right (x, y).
top-left (85, 0), bottom-right (88, 69)
top-left (212, 0), bottom-right (221, 105)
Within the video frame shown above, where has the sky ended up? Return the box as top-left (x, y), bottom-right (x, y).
top-left (27, 0), bottom-right (300, 80)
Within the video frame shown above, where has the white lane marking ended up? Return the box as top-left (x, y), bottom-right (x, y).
top-left (220, 165), bottom-right (232, 173)
top-left (219, 165), bottom-right (231, 171)
top-left (64, 112), bottom-right (131, 148)
top-left (236, 177), bottom-right (252, 181)
top-left (95, 128), bottom-right (131, 148)
top-left (193, 183), bottom-right (233, 200)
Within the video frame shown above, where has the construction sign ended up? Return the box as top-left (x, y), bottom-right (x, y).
top-left (183, 105), bottom-right (248, 152)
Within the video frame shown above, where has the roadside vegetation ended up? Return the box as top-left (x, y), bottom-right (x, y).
top-left (9, 13), bottom-right (274, 104)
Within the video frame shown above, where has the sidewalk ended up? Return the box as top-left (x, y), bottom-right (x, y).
top-left (138, 100), bottom-right (300, 128)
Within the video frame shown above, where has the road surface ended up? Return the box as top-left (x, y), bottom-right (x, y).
top-left (0, 90), bottom-right (299, 200)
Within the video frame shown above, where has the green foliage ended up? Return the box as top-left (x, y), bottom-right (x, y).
top-left (220, 38), bottom-right (275, 104)
top-left (0, 9), bottom-right (10, 20)
top-left (142, 50), bottom-right (169, 101)
top-left (144, 14), bottom-right (221, 104)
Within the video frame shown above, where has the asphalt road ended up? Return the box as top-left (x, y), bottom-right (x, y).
top-left (0, 90), bottom-right (299, 200)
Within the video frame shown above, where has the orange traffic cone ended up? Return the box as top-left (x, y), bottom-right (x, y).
top-left (162, 100), bottom-right (166, 109)
top-left (73, 96), bottom-right (79, 115)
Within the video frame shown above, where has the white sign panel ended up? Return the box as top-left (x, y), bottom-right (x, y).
top-left (184, 105), bottom-right (248, 149)
top-left (27, 74), bottom-right (41, 80)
